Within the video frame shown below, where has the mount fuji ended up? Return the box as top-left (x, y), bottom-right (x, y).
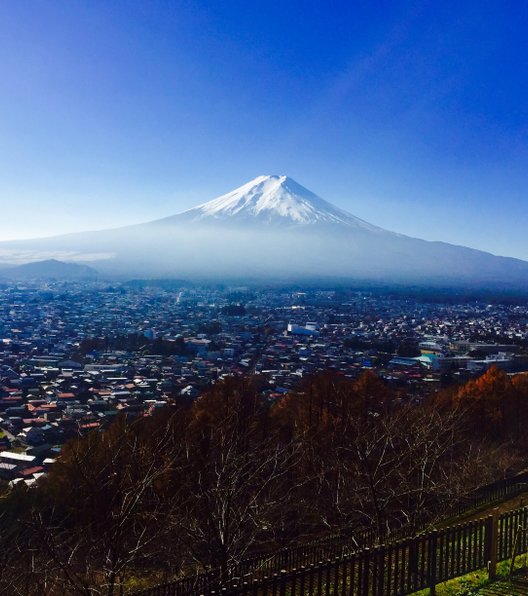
top-left (1, 174), bottom-right (528, 286)
top-left (161, 175), bottom-right (381, 231)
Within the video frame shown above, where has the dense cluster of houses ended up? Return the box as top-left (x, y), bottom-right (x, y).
top-left (1, 281), bottom-right (527, 487)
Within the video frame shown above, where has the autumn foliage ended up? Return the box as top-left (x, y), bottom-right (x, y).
top-left (0, 368), bottom-right (526, 594)
top-left (440, 365), bottom-right (528, 441)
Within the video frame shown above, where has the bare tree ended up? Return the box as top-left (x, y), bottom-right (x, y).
top-left (173, 384), bottom-right (300, 580)
top-left (18, 410), bottom-right (188, 595)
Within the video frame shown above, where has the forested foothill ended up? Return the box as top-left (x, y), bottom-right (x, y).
top-left (1, 366), bottom-right (528, 595)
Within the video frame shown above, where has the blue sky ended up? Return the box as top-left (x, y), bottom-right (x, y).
top-left (1, 1), bottom-right (528, 259)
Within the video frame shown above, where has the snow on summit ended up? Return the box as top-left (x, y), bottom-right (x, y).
top-left (175, 175), bottom-right (381, 230)
top-left (3, 174), bottom-right (528, 285)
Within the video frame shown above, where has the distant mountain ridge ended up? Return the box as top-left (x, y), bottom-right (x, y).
top-left (0, 175), bottom-right (527, 287)
top-left (0, 259), bottom-right (98, 281)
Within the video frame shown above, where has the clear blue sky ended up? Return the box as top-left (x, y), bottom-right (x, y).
top-left (1, 1), bottom-right (528, 259)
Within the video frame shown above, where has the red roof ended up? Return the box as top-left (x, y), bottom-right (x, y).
top-left (19, 466), bottom-right (44, 477)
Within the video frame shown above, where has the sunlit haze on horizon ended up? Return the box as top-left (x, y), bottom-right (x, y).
top-left (1, 2), bottom-right (528, 260)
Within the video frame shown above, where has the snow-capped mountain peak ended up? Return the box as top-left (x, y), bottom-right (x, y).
top-left (173, 175), bottom-right (381, 230)
top-left (2, 174), bottom-right (528, 286)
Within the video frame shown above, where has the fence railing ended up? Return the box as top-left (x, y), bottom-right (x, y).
top-left (135, 472), bottom-right (528, 595)
top-left (174, 507), bottom-right (527, 595)
top-left (456, 471), bottom-right (528, 516)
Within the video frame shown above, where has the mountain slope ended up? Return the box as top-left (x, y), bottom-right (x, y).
top-left (157, 175), bottom-right (383, 232)
top-left (0, 175), bottom-right (527, 286)
top-left (0, 259), bottom-right (99, 281)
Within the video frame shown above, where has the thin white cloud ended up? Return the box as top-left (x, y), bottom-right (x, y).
top-left (0, 250), bottom-right (115, 264)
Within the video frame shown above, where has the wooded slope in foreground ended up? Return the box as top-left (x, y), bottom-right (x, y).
top-left (1, 367), bottom-right (528, 595)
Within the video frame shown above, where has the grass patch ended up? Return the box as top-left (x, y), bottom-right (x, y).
top-left (412, 559), bottom-right (528, 595)
top-left (412, 571), bottom-right (491, 595)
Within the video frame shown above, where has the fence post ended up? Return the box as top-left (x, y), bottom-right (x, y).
top-left (362, 548), bottom-right (370, 596)
top-left (409, 538), bottom-right (418, 589)
top-left (429, 530), bottom-right (438, 596)
top-left (487, 508), bottom-right (500, 581)
top-left (377, 545), bottom-right (386, 595)
top-left (279, 569), bottom-right (287, 596)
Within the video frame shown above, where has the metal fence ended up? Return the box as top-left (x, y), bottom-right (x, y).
top-left (136, 472), bottom-right (528, 595)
